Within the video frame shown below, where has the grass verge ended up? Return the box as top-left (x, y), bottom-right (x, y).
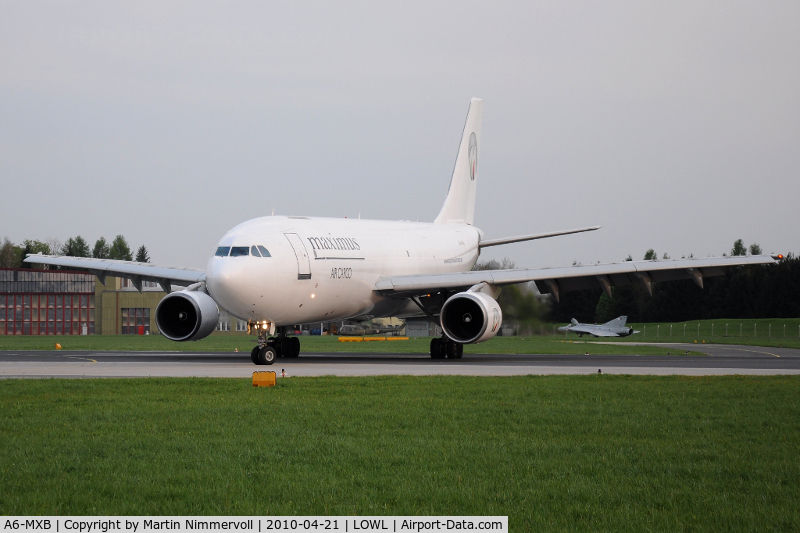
top-left (1, 376), bottom-right (799, 531)
top-left (0, 334), bottom-right (700, 356)
top-left (596, 318), bottom-right (800, 349)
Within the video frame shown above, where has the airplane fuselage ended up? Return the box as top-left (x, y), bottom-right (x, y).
top-left (205, 216), bottom-right (482, 326)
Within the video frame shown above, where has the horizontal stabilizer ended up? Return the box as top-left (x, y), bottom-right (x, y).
top-left (479, 226), bottom-right (600, 248)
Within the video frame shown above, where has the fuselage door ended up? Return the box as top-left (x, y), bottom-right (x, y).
top-left (284, 233), bottom-right (312, 280)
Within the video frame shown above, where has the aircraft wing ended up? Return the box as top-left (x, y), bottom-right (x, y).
top-left (375, 255), bottom-right (778, 301)
top-left (558, 325), bottom-right (620, 337)
top-left (583, 329), bottom-right (619, 337)
top-left (23, 254), bottom-right (205, 293)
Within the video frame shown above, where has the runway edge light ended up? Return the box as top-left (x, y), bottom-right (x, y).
top-left (252, 371), bottom-right (276, 387)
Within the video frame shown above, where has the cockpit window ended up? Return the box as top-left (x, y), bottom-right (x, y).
top-left (217, 245), bottom-right (269, 258)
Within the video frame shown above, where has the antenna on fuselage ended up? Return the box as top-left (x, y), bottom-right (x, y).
top-left (271, 207), bottom-right (275, 216)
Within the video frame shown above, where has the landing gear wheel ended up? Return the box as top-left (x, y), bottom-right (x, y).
top-left (269, 337), bottom-right (283, 358)
top-left (258, 346), bottom-right (277, 365)
top-left (430, 338), bottom-right (446, 359)
top-left (276, 338), bottom-right (286, 358)
top-left (280, 336), bottom-right (300, 358)
top-left (250, 346), bottom-right (261, 365)
top-left (446, 340), bottom-right (463, 359)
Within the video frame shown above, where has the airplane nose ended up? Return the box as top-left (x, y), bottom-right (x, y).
top-left (205, 258), bottom-right (251, 315)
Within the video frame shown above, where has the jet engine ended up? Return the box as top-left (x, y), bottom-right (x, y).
top-left (440, 291), bottom-right (502, 344)
top-left (155, 290), bottom-right (220, 341)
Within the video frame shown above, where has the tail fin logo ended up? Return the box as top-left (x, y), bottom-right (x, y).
top-left (468, 132), bottom-right (478, 181)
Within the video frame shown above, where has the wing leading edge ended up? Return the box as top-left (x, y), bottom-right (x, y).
top-left (22, 254), bottom-right (205, 293)
top-left (375, 255), bottom-right (777, 301)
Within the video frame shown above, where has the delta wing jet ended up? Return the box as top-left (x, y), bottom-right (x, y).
top-left (25, 98), bottom-right (780, 364)
top-left (558, 316), bottom-right (639, 337)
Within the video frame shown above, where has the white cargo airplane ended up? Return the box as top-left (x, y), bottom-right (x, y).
top-left (25, 98), bottom-right (779, 365)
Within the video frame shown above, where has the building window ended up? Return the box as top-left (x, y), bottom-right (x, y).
top-left (120, 278), bottom-right (160, 290)
top-left (121, 308), bottom-right (150, 335)
top-left (217, 321), bottom-right (230, 332)
top-left (0, 293), bottom-right (94, 336)
top-left (236, 320), bottom-right (248, 332)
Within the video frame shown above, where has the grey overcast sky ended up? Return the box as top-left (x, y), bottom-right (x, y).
top-left (2, 1), bottom-right (798, 269)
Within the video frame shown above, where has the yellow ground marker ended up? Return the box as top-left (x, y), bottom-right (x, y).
top-left (338, 336), bottom-right (410, 342)
top-left (252, 371), bottom-right (276, 387)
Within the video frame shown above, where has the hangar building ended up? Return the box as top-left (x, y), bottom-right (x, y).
top-left (0, 268), bottom-right (247, 336)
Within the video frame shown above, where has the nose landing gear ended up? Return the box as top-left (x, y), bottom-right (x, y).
top-left (251, 337), bottom-right (277, 365)
top-left (251, 327), bottom-right (301, 365)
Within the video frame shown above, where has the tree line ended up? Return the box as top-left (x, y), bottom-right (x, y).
top-left (0, 235), bottom-right (150, 268)
top-left (550, 240), bottom-right (800, 323)
top-left (474, 239), bottom-right (798, 326)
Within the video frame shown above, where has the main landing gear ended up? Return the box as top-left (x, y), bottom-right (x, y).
top-left (430, 337), bottom-right (463, 359)
top-left (251, 327), bottom-right (301, 365)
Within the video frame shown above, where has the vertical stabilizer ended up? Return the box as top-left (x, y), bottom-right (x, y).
top-left (434, 98), bottom-right (484, 225)
top-left (604, 316), bottom-right (627, 327)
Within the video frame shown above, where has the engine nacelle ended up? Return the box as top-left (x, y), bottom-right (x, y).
top-left (155, 290), bottom-right (220, 341)
top-left (440, 291), bottom-right (503, 344)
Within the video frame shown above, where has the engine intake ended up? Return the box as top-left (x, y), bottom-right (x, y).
top-left (440, 291), bottom-right (502, 344)
top-left (155, 290), bottom-right (220, 341)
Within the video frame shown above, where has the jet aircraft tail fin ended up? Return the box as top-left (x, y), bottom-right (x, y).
top-left (434, 98), bottom-right (483, 225)
top-left (603, 316), bottom-right (627, 327)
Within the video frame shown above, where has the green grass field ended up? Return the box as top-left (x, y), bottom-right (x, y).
top-left (1, 376), bottom-right (798, 530)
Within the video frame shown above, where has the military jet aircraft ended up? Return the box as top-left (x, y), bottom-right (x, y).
top-left (558, 316), bottom-right (640, 337)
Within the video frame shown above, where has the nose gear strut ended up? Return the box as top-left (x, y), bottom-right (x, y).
top-left (251, 326), bottom-right (301, 365)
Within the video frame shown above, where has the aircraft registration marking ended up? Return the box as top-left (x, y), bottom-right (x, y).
top-left (331, 268), bottom-right (353, 279)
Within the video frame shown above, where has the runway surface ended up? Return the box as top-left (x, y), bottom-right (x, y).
top-left (1, 343), bottom-right (799, 378)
